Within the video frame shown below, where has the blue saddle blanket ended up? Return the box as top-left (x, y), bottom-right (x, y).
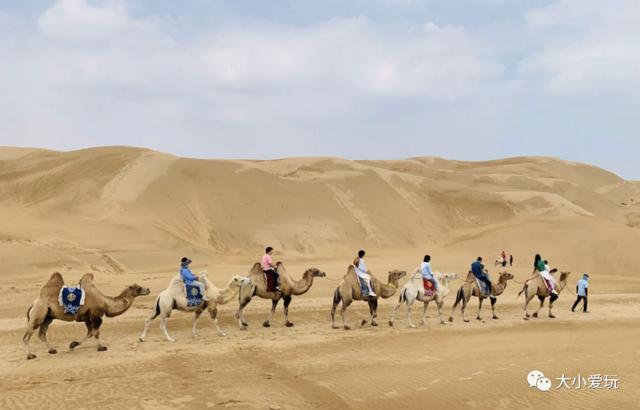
top-left (58, 286), bottom-right (85, 315)
top-left (185, 284), bottom-right (204, 307)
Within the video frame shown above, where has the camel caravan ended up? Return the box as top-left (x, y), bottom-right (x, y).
top-left (22, 247), bottom-right (580, 360)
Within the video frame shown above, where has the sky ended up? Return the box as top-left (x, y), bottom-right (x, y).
top-left (1, 0), bottom-right (639, 178)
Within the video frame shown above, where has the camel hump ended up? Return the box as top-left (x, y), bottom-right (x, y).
top-left (251, 262), bottom-right (262, 271)
top-left (41, 272), bottom-right (64, 297)
top-left (344, 265), bottom-right (356, 279)
top-left (79, 273), bottom-right (96, 290)
top-left (275, 261), bottom-right (284, 268)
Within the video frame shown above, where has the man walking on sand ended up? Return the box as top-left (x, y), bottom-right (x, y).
top-left (572, 274), bottom-right (589, 313)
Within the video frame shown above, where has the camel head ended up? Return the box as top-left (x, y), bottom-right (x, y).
top-left (229, 275), bottom-right (252, 288)
top-left (498, 271), bottom-right (514, 282)
top-left (559, 271), bottom-right (571, 283)
top-left (437, 272), bottom-right (458, 283)
top-left (126, 283), bottom-right (151, 297)
top-left (305, 267), bottom-right (326, 278)
top-left (388, 270), bottom-right (407, 282)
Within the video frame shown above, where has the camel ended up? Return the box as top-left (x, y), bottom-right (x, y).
top-left (389, 270), bottom-right (458, 328)
top-left (519, 271), bottom-right (571, 320)
top-left (23, 272), bottom-right (150, 360)
top-left (139, 273), bottom-right (251, 342)
top-left (448, 271), bottom-right (514, 323)
top-left (331, 266), bottom-right (406, 330)
top-left (235, 262), bottom-right (326, 330)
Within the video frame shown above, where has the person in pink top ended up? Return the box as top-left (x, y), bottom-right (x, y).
top-left (261, 246), bottom-right (280, 291)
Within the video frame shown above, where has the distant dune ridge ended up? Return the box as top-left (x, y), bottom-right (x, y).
top-left (1, 145), bottom-right (640, 276)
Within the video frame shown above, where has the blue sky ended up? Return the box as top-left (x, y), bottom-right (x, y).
top-left (1, 1), bottom-right (639, 178)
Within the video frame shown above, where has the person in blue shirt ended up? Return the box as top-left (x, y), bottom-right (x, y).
top-left (421, 255), bottom-right (438, 293)
top-left (471, 256), bottom-right (492, 297)
top-left (571, 274), bottom-right (589, 313)
top-left (180, 257), bottom-right (208, 301)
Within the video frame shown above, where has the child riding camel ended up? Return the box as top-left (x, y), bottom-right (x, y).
top-left (354, 250), bottom-right (377, 297)
top-left (180, 257), bottom-right (209, 301)
top-left (421, 254), bottom-right (438, 295)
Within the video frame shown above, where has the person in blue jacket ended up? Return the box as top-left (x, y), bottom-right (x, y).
top-left (180, 257), bottom-right (209, 301)
top-left (471, 256), bottom-right (492, 297)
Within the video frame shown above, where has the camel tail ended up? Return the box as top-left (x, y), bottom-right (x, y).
top-left (26, 305), bottom-right (32, 322)
top-left (452, 287), bottom-right (463, 308)
top-left (332, 288), bottom-right (341, 306)
top-left (399, 288), bottom-right (407, 304)
top-left (517, 283), bottom-right (528, 298)
top-left (152, 296), bottom-right (161, 319)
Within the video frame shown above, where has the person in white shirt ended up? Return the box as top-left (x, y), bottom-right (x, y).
top-left (421, 255), bottom-right (438, 293)
top-left (353, 250), bottom-right (377, 297)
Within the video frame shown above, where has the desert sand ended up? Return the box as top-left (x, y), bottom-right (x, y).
top-left (1, 146), bottom-right (639, 409)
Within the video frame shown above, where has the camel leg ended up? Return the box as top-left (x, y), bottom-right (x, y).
top-left (208, 307), bottom-right (226, 337)
top-left (236, 289), bottom-right (253, 330)
top-left (490, 297), bottom-right (499, 319)
top-left (69, 320), bottom-right (94, 350)
top-left (341, 298), bottom-right (353, 330)
top-left (523, 291), bottom-right (535, 320)
top-left (92, 318), bottom-right (107, 351)
top-left (23, 305), bottom-right (46, 360)
top-left (389, 296), bottom-right (403, 327)
top-left (461, 295), bottom-right (470, 323)
top-left (549, 294), bottom-right (558, 318)
top-left (283, 295), bottom-right (294, 327)
top-left (420, 301), bottom-right (430, 326)
top-left (159, 315), bottom-right (176, 342)
top-left (139, 303), bottom-right (161, 342)
top-left (371, 298), bottom-right (379, 327)
top-left (477, 297), bottom-right (485, 321)
top-left (192, 310), bottom-right (203, 337)
top-left (533, 296), bottom-right (545, 318)
top-left (436, 301), bottom-right (446, 325)
top-left (362, 299), bottom-right (379, 327)
top-left (37, 317), bottom-right (58, 354)
top-left (405, 298), bottom-right (416, 328)
top-left (263, 298), bottom-right (279, 328)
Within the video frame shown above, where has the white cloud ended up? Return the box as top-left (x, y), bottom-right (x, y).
top-left (519, 0), bottom-right (640, 95)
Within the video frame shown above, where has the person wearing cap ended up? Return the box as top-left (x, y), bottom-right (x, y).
top-left (471, 256), bottom-right (492, 297)
top-left (180, 257), bottom-right (208, 301)
top-left (572, 274), bottom-right (589, 312)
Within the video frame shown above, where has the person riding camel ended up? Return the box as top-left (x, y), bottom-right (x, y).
top-left (353, 250), bottom-right (377, 297)
top-left (421, 254), bottom-right (438, 295)
top-left (261, 246), bottom-right (280, 292)
top-left (471, 256), bottom-right (492, 297)
top-left (531, 254), bottom-right (558, 295)
top-left (180, 257), bottom-right (209, 301)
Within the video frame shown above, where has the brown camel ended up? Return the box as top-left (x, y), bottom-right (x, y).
top-left (448, 271), bottom-right (514, 323)
top-left (331, 266), bottom-right (406, 330)
top-left (23, 272), bottom-right (150, 360)
top-left (519, 271), bottom-right (571, 320)
top-left (235, 262), bottom-right (326, 329)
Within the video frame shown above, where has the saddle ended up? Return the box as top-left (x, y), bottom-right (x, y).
top-left (184, 284), bottom-right (204, 307)
top-left (475, 278), bottom-right (491, 297)
top-left (58, 286), bottom-right (85, 315)
top-left (357, 276), bottom-right (369, 296)
top-left (263, 270), bottom-right (278, 292)
top-left (422, 278), bottom-right (435, 297)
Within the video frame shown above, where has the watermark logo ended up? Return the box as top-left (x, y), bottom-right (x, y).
top-left (527, 371), bottom-right (620, 391)
top-left (527, 370), bottom-right (551, 392)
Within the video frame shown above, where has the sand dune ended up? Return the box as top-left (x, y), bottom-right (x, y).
top-left (1, 146), bottom-right (638, 409)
